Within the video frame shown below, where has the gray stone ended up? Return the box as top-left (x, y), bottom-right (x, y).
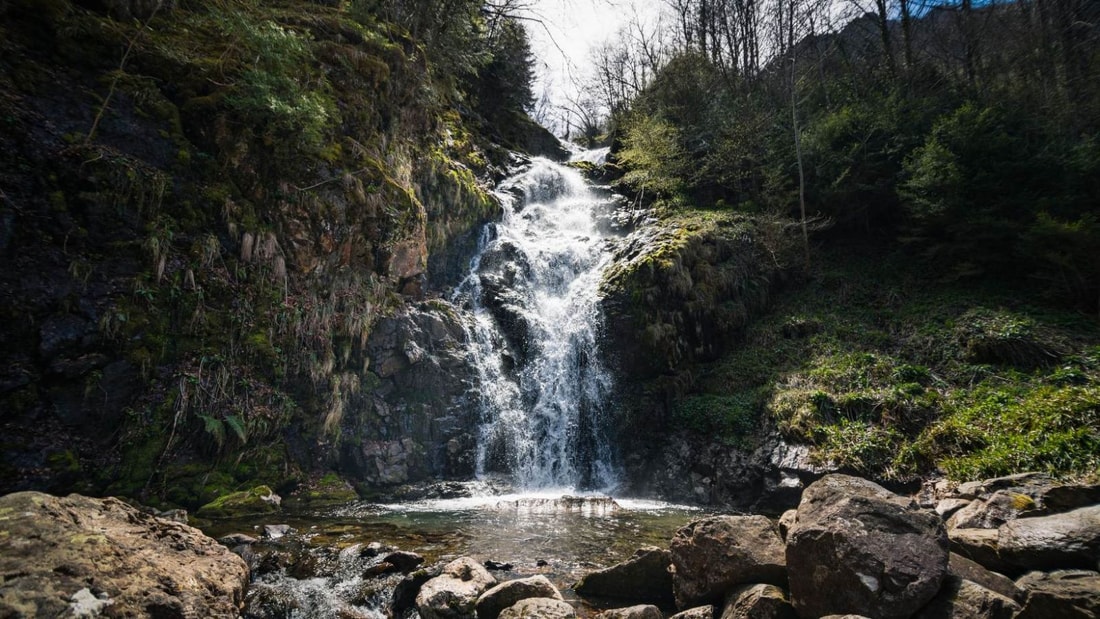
top-left (417, 557), bottom-right (498, 619)
top-left (477, 576), bottom-right (561, 619)
top-left (669, 606), bottom-right (714, 619)
top-left (498, 598), bottom-right (576, 619)
top-left (0, 492), bottom-right (248, 618)
top-left (947, 491), bottom-right (1035, 530)
top-left (786, 475), bottom-right (949, 619)
top-left (669, 516), bottom-right (786, 608)
top-left (574, 547), bottom-right (673, 605)
top-left (719, 584), bottom-right (796, 619)
top-left (596, 604), bottom-right (662, 619)
top-left (948, 528), bottom-right (1009, 574)
top-left (913, 578), bottom-right (1020, 619)
top-left (1015, 570), bottom-right (1100, 619)
top-left (937, 498), bottom-right (974, 519)
top-left (947, 553), bottom-right (1025, 603)
top-left (383, 550), bottom-right (425, 573)
top-left (998, 504), bottom-right (1100, 571)
top-left (777, 509), bottom-right (797, 542)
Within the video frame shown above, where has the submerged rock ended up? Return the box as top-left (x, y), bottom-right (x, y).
top-left (669, 515), bottom-right (787, 608)
top-left (0, 491), bottom-right (248, 617)
top-left (785, 475), bottom-right (949, 619)
top-left (574, 546), bottom-right (673, 605)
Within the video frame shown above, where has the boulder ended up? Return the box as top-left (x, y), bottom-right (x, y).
top-left (499, 598), bottom-right (576, 619)
top-left (1015, 570), bottom-right (1100, 619)
top-left (947, 553), bottom-right (1025, 603)
top-left (574, 547), bottom-right (673, 605)
top-left (384, 551), bottom-right (425, 573)
top-left (719, 584), bottom-right (797, 619)
top-left (195, 485), bottom-right (282, 519)
top-left (936, 498), bottom-right (973, 520)
top-left (669, 606), bottom-right (715, 619)
top-left (669, 516), bottom-right (786, 608)
top-left (596, 604), bottom-right (663, 619)
top-left (417, 557), bottom-right (498, 619)
top-left (786, 474), bottom-right (949, 619)
top-left (947, 491), bottom-right (1035, 530)
top-left (998, 504), bottom-right (1100, 571)
top-left (948, 528), bottom-right (1008, 574)
top-left (913, 578), bottom-right (1020, 619)
top-left (777, 509), bottom-right (797, 542)
top-left (0, 491), bottom-right (248, 618)
top-left (477, 576), bottom-right (562, 619)
top-left (391, 564), bottom-right (443, 618)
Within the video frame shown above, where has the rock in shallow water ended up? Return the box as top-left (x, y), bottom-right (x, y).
top-left (417, 557), bottom-right (498, 619)
top-left (0, 491), bottom-right (248, 618)
top-left (499, 597), bottom-right (576, 619)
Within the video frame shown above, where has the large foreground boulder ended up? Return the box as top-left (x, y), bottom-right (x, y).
top-left (575, 546), bottom-right (674, 605)
top-left (720, 584), bottom-right (797, 619)
top-left (785, 475), bottom-right (949, 619)
top-left (417, 557), bottom-right (498, 619)
top-left (0, 491), bottom-right (249, 617)
top-left (669, 515), bottom-right (786, 608)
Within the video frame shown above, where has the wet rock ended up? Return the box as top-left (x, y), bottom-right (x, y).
top-left (417, 557), bottom-right (498, 619)
top-left (219, 532), bottom-right (259, 546)
top-left (914, 578), bottom-right (1020, 619)
top-left (947, 491), bottom-right (1035, 530)
top-left (494, 496), bottom-right (620, 515)
top-left (574, 546), bottom-right (673, 605)
top-left (669, 515), bottom-right (786, 608)
top-left (499, 598), bottom-right (576, 619)
top-left (719, 584), bottom-right (797, 619)
top-left (786, 475), bottom-right (949, 619)
top-left (385, 551), bottom-right (425, 573)
top-left (669, 605), bottom-right (715, 619)
top-left (195, 485), bottom-right (281, 519)
top-left (263, 524), bottom-right (292, 539)
top-left (391, 564), bottom-right (443, 618)
top-left (596, 604), bottom-right (662, 619)
top-left (0, 491), bottom-right (248, 618)
top-left (476, 575), bottom-right (562, 619)
top-left (485, 560), bottom-right (514, 571)
top-left (998, 504), bottom-right (1100, 571)
top-left (1014, 570), bottom-right (1100, 618)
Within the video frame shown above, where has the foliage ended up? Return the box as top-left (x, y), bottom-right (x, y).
top-left (617, 114), bottom-right (688, 196)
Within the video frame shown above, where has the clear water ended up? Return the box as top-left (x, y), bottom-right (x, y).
top-left (454, 156), bottom-right (621, 491)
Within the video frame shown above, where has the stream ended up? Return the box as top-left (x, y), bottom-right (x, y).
top-left (225, 153), bottom-right (713, 618)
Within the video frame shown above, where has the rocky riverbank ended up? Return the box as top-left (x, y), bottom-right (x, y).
top-left (6, 471), bottom-right (1095, 618)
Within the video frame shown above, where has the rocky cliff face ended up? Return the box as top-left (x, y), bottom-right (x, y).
top-left (0, 0), bottom-right (543, 506)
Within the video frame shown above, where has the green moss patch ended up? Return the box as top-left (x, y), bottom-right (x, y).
top-left (196, 485), bottom-right (281, 519)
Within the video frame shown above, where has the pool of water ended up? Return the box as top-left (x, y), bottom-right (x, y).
top-left (206, 493), bottom-right (718, 619)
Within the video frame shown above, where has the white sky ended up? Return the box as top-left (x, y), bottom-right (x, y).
top-left (523, 0), bottom-right (664, 133)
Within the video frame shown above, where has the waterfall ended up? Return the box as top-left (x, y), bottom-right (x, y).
top-left (454, 156), bottom-right (620, 492)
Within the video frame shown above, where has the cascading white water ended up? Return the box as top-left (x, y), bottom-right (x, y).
top-left (454, 155), bottom-right (620, 491)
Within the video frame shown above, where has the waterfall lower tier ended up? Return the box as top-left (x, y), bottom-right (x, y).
top-left (455, 156), bottom-right (621, 492)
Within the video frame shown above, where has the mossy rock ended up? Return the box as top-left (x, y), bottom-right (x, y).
top-left (284, 473), bottom-right (359, 510)
top-left (195, 485), bottom-right (281, 519)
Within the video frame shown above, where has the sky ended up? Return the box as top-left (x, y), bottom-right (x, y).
top-left (522, 0), bottom-right (663, 134)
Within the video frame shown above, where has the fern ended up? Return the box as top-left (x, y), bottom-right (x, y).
top-left (198, 414), bottom-right (226, 449)
top-left (224, 414), bottom-right (248, 445)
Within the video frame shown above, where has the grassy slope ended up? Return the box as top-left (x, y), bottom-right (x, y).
top-left (675, 235), bottom-right (1100, 482)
